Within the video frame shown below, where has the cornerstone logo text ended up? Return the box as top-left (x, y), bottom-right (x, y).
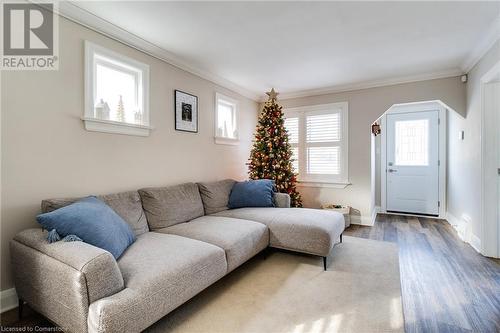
top-left (1, 1), bottom-right (58, 70)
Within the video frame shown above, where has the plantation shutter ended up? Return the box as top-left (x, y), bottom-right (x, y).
top-left (283, 102), bottom-right (348, 184)
top-left (306, 112), bottom-right (341, 175)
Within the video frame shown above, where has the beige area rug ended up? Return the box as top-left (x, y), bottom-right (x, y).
top-left (146, 236), bottom-right (404, 333)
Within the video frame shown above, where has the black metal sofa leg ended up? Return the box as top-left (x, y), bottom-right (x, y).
top-left (262, 247), bottom-right (270, 260)
top-left (18, 299), bottom-right (24, 320)
top-left (323, 233), bottom-right (343, 271)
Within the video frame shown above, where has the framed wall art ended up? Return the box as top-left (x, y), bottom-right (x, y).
top-left (175, 90), bottom-right (198, 133)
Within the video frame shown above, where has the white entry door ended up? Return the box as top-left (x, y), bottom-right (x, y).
top-left (386, 110), bottom-right (439, 215)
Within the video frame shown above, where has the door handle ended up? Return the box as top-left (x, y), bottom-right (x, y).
top-left (388, 169), bottom-right (398, 173)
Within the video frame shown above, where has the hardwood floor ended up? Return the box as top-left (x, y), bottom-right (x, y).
top-left (0, 303), bottom-right (54, 330)
top-left (2, 214), bottom-right (499, 332)
top-left (344, 214), bottom-right (500, 333)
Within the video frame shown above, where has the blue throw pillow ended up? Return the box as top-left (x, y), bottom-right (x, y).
top-left (228, 179), bottom-right (275, 209)
top-left (36, 196), bottom-right (135, 259)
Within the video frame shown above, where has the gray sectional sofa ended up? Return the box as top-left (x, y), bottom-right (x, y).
top-left (10, 180), bottom-right (345, 333)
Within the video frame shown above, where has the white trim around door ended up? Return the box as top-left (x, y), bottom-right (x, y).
top-left (380, 101), bottom-right (447, 219)
top-left (480, 59), bottom-right (500, 258)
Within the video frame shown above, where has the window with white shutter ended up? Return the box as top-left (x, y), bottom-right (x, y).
top-left (284, 102), bottom-right (348, 185)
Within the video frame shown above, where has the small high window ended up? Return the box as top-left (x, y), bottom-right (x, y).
top-left (215, 93), bottom-right (239, 145)
top-left (84, 41), bottom-right (150, 136)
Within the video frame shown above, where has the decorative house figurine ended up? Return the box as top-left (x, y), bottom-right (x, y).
top-left (94, 99), bottom-right (110, 120)
top-left (134, 110), bottom-right (143, 125)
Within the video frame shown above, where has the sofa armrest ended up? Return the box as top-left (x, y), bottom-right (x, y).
top-left (274, 192), bottom-right (291, 208)
top-left (12, 228), bottom-right (124, 304)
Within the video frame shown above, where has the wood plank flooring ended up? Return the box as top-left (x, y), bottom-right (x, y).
top-left (344, 214), bottom-right (500, 333)
top-left (2, 214), bottom-right (499, 332)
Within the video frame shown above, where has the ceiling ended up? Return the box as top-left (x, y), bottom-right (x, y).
top-left (68, 1), bottom-right (500, 100)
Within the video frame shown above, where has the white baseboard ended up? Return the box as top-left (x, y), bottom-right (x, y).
top-left (371, 206), bottom-right (381, 225)
top-left (445, 212), bottom-right (481, 254)
top-left (470, 234), bottom-right (482, 253)
top-left (1, 288), bottom-right (18, 313)
top-left (446, 212), bottom-right (465, 238)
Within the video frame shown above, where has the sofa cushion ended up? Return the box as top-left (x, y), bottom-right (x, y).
top-left (88, 232), bottom-right (227, 333)
top-left (228, 179), bottom-right (275, 209)
top-left (157, 216), bottom-right (269, 272)
top-left (212, 208), bottom-right (345, 256)
top-left (139, 183), bottom-right (204, 230)
top-left (197, 179), bottom-right (236, 214)
top-left (37, 196), bottom-right (135, 259)
top-left (41, 191), bottom-right (149, 236)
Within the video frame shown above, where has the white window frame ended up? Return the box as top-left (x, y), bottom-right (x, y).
top-left (214, 92), bottom-right (239, 145)
top-left (84, 41), bottom-right (151, 136)
top-left (284, 102), bottom-right (349, 188)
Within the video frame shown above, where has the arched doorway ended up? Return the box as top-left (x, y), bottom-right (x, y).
top-left (371, 100), bottom-right (451, 219)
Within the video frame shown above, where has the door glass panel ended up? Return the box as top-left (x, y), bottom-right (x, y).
top-left (395, 119), bottom-right (429, 166)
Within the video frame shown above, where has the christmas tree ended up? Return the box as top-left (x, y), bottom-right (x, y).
top-left (116, 95), bottom-right (125, 122)
top-left (248, 89), bottom-right (302, 207)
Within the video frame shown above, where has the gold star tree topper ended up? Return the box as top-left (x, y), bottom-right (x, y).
top-left (266, 88), bottom-right (279, 101)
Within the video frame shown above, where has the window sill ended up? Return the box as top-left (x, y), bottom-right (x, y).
top-left (82, 117), bottom-right (152, 137)
top-left (297, 181), bottom-right (351, 189)
top-left (215, 137), bottom-right (239, 145)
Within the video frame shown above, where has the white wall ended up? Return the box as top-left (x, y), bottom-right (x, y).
top-left (447, 40), bottom-right (500, 245)
top-left (279, 77), bottom-right (465, 224)
top-left (0, 17), bottom-right (258, 291)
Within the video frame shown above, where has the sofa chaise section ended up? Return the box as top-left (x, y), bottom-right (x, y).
top-left (157, 215), bottom-right (269, 272)
top-left (88, 232), bottom-right (227, 333)
top-left (212, 207), bottom-right (345, 258)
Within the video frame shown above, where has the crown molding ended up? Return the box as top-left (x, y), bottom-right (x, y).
top-left (461, 16), bottom-right (500, 73)
top-left (56, 2), bottom-right (261, 102)
top-left (271, 68), bottom-right (463, 102)
top-left (50, 2), bottom-right (481, 103)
